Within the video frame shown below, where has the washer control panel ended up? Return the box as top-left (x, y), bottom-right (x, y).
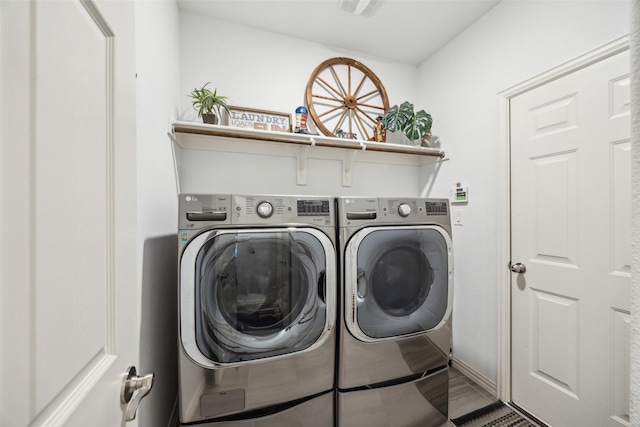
top-left (179, 194), bottom-right (334, 228)
top-left (233, 195), bottom-right (333, 226)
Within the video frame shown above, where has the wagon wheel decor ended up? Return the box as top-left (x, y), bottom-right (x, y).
top-left (305, 57), bottom-right (389, 140)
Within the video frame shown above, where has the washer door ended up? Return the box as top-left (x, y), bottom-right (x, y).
top-left (345, 226), bottom-right (452, 341)
top-left (181, 228), bottom-right (335, 366)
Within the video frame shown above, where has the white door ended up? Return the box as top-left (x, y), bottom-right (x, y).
top-left (0, 1), bottom-right (143, 426)
top-left (510, 49), bottom-right (630, 427)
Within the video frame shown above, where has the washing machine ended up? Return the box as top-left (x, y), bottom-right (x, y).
top-left (336, 197), bottom-right (453, 427)
top-left (178, 194), bottom-right (337, 426)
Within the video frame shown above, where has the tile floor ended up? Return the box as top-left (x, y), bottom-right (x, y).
top-left (438, 366), bottom-right (497, 426)
top-left (439, 367), bottom-right (545, 427)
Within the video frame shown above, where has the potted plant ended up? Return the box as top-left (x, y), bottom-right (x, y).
top-left (382, 101), bottom-right (433, 146)
top-left (188, 82), bottom-right (230, 125)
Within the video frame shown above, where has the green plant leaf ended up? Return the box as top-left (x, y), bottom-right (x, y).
top-left (403, 109), bottom-right (432, 141)
top-left (188, 82), bottom-right (230, 118)
top-left (382, 101), bottom-right (413, 132)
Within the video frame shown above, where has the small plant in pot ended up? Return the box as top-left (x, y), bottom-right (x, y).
top-left (382, 101), bottom-right (433, 146)
top-left (188, 82), bottom-right (230, 125)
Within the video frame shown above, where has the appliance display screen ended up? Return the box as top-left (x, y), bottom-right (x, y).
top-left (297, 199), bottom-right (330, 216)
top-left (425, 201), bottom-right (448, 215)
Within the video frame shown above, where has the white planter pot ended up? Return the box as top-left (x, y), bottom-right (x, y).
top-left (385, 131), bottom-right (420, 146)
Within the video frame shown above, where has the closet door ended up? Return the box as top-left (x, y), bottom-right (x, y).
top-left (510, 48), bottom-right (630, 427)
top-left (0, 1), bottom-right (140, 425)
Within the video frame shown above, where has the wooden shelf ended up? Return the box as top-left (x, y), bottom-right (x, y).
top-left (172, 121), bottom-right (445, 158)
top-left (171, 121), bottom-right (446, 187)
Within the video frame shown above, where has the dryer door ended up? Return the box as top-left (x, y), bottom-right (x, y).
top-left (180, 227), bottom-right (336, 366)
top-left (345, 226), bottom-right (452, 341)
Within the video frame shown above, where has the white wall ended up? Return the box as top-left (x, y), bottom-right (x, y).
top-left (418, 1), bottom-right (630, 383)
top-left (178, 11), bottom-right (425, 197)
top-left (179, 11), bottom-right (418, 123)
top-left (136, 2), bottom-right (181, 426)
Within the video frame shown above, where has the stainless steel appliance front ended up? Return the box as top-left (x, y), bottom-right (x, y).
top-left (337, 197), bottom-right (453, 427)
top-left (178, 194), bottom-right (336, 426)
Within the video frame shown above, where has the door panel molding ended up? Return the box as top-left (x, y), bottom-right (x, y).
top-left (610, 140), bottom-right (632, 275)
top-left (30, 354), bottom-right (116, 426)
top-left (611, 308), bottom-right (630, 424)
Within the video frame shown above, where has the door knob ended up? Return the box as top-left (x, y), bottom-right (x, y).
top-left (510, 262), bottom-right (527, 274)
top-left (121, 366), bottom-right (154, 421)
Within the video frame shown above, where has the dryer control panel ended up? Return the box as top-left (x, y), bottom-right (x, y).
top-left (380, 199), bottom-right (423, 220)
top-left (378, 198), bottom-right (451, 228)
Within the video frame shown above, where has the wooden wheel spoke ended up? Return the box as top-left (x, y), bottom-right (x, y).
top-left (331, 109), bottom-right (350, 135)
top-left (329, 65), bottom-right (349, 98)
top-left (312, 93), bottom-right (344, 104)
top-left (353, 75), bottom-right (367, 98)
top-left (357, 102), bottom-right (386, 111)
top-left (344, 110), bottom-right (351, 134)
top-left (355, 107), bottom-right (379, 125)
top-left (357, 88), bottom-right (381, 102)
top-left (318, 105), bottom-right (344, 118)
top-left (348, 110), bottom-right (355, 134)
top-left (354, 110), bottom-right (372, 140)
top-left (316, 76), bottom-right (345, 100)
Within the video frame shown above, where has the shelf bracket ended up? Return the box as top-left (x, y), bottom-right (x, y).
top-left (297, 145), bottom-right (310, 185)
top-left (342, 149), bottom-right (358, 187)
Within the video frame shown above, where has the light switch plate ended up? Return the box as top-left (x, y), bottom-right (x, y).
top-left (454, 209), bottom-right (464, 226)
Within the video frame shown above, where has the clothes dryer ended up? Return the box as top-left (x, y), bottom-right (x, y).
top-left (336, 197), bottom-right (453, 427)
top-left (178, 194), bottom-right (337, 426)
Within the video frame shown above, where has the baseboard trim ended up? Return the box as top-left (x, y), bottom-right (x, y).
top-left (451, 356), bottom-right (497, 397)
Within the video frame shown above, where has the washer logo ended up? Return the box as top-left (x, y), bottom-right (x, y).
top-left (185, 196), bottom-right (198, 202)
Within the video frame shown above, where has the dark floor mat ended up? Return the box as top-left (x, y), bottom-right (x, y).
top-left (450, 401), bottom-right (538, 427)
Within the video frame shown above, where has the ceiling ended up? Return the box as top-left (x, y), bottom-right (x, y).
top-left (177, 0), bottom-right (501, 65)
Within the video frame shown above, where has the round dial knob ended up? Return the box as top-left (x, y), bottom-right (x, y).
top-left (256, 201), bottom-right (274, 218)
top-left (398, 203), bottom-right (411, 217)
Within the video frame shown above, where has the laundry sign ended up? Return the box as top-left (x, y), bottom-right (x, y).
top-left (227, 106), bottom-right (292, 133)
